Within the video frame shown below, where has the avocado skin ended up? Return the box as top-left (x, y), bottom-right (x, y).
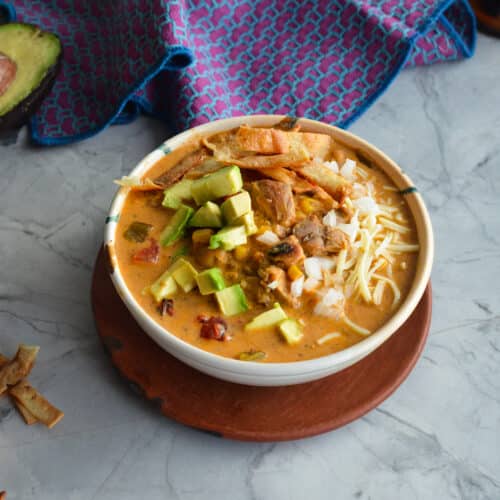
top-left (0, 26), bottom-right (62, 133)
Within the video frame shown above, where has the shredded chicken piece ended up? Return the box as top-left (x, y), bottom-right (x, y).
top-left (268, 235), bottom-right (305, 268)
top-left (250, 180), bottom-right (296, 227)
top-left (293, 216), bottom-right (350, 256)
top-left (258, 266), bottom-right (297, 307)
top-left (324, 227), bottom-right (350, 253)
top-left (293, 216), bottom-right (325, 256)
top-left (259, 167), bottom-right (337, 209)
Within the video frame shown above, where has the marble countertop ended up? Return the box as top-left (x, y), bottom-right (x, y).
top-left (1, 33), bottom-right (499, 500)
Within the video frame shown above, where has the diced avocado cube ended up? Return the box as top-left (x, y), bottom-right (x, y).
top-left (209, 225), bottom-right (247, 251)
top-left (149, 273), bottom-right (178, 302)
top-left (189, 201), bottom-right (223, 228)
top-left (245, 303), bottom-right (287, 331)
top-left (191, 166), bottom-right (243, 205)
top-left (215, 284), bottom-right (249, 316)
top-left (171, 259), bottom-right (198, 293)
top-left (196, 268), bottom-right (225, 295)
top-left (160, 204), bottom-right (193, 246)
top-left (221, 191), bottom-right (252, 224)
top-left (232, 211), bottom-right (258, 235)
top-left (279, 319), bottom-right (304, 345)
top-left (162, 179), bottom-right (193, 209)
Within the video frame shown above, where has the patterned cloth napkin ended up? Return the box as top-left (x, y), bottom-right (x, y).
top-left (3, 0), bottom-right (475, 145)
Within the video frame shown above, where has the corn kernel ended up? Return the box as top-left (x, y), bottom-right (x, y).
top-left (257, 225), bottom-right (272, 235)
top-left (234, 245), bottom-right (249, 261)
top-left (299, 197), bottom-right (323, 214)
top-left (192, 228), bottom-right (213, 245)
top-left (287, 265), bottom-right (303, 281)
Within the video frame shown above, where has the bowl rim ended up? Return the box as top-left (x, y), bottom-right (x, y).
top-left (104, 114), bottom-right (434, 377)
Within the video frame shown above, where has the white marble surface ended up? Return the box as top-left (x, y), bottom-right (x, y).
top-left (1, 34), bottom-right (499, 500)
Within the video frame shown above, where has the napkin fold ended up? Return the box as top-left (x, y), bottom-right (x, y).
top-left (3, 0), bottom-right (475, 145)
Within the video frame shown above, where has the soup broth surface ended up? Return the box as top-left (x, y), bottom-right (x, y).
top-left (114, 124), bottom-right (418, 362)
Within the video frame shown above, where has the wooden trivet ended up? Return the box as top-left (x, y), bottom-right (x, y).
top-left (92, 248), bottom-right (431, 441)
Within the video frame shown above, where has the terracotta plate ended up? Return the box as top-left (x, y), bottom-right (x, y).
top-left (92, 248), bottom-right (432, 441)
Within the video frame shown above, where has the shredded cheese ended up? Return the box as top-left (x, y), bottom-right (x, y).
top-left (379, 217), bottom-right (410, 234)
top-left (387, 243), bottom-right (420, 252)
top-left (372, 273), bottom-right (401, 309)
top-left (343, 315), bottom-right (371, 336)
top-left (317, 332), bottom-right (343, 345)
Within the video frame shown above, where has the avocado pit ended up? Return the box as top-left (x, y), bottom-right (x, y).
top-left (0, 52), bottom-right (16, 96)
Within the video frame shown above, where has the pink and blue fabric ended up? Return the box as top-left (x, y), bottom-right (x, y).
top-left (2, 0), bottom-right (475, 145)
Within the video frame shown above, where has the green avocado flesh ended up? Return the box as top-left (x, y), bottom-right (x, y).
top-left (0, 23), bottom-right (61, 118)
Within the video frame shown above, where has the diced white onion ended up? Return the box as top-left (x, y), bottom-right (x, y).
top-left (303, 277), bottom-right (320, 291)
top-left (322, 210), bottom-right (337, 227)
top-left (352, 196), bottom-right (379, 215)
top-left (256, 231), bottom-right (280, 246)
top-left (317, 332), bottom-right (343, 345)
top-left (314, 288), bottom-right (345, 318)
top-left (337, 223), bottom-right (357, 242)
top-left (304, 257), bottom-right (336, 280)
top-left (323, 160), bottom-right (339, 173)
top-left (291, 275), bottom-right (305, 297)
top-left (267, 280), bottom-right (279, 290)
top-left (322, 288), bottom-right (344, 306)
top-left (340, 159), bottom-right (356, 180)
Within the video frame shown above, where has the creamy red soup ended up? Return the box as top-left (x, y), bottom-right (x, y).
top-left (113, 121), bottom-right (418, 363)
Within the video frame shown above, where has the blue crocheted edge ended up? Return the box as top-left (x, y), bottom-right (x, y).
top-left (340, 0), bottom-right (476, 129)
top-left (0, 1), bottom-right (16, 21)
top-left (30, 44), bottom-right (194, 145)
top-left (132, 0), bottom-right (478, 135)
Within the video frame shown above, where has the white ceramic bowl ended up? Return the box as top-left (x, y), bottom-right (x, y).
top-left (104, 115), bottom-right (434, 386)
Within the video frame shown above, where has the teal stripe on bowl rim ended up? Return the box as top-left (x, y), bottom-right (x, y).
top-left (399, 186), bottom-right (418, 195)
top-left (157, 144), bottom-right (172, 155)
top-left (105, 214), bottom-right (120, 224)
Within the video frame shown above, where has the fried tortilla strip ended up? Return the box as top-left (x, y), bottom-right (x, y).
top-left (236, 125), bottom-right (290, 154)
top-left (9, 380), bottom-right (64, 429)
top-left (260, 167), bottom-right (337, 209)
top-left (114, 177), bottom-right (164, 191)
top-left (154, 147), bottom-right (209, 188)
top-left (205, 126), bottom-right (332, 169)
top-left (300, 132), bottom-right (334, 160)
top-left (297, 163), bottom-right (352, 202)
top-left (235, 125), bottom-right (333, 159)
top-left (224, 150), bottom-right (310, 169)
top-left (184, 158), bottom-right (225, 179)
top-left (0, 353), bottom-right (9, 368)
top-left (0, 345), bottom-right (39, 395)
top-left (236, 125), bottom-right (333, 159)
top-left (11, 397), bottom-right (37, 425)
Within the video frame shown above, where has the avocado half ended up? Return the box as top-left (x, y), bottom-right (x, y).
top-left (0, 23), bottom-right (62, 132)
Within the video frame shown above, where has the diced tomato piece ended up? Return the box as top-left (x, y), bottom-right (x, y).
top-left (132, 238), bottom-right (160, 264)
top-left (198, 316), bottom-right (230, 341)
